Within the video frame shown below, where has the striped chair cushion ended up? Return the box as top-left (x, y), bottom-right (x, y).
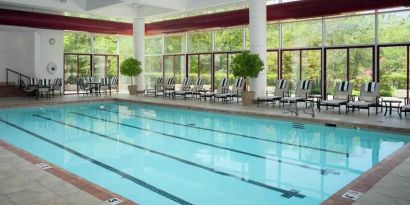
top-left (220, 78), bottom-right (228, 87)
top-left (300, 80), bottom-right (310, 90)
top-left (156, 77), bottom-right (163, 85)
top-left (277, 79), bottom-right (287, 89)
top-left (196, 78), bottom-right (204, 86)
top-left (338, 81), bottom-right (350, 91)
top-left (167, 77), bottom-right (174, 85)
top-left (30, 78), bottom-right (38, 85)
top-left (101, 78), bottom-right (109, 86)
top-left (110, 76), bottom-right (118, 85)
top-left (235, 78), bottom-right (244, 88)
top-left (39, 79), bottom-right (49, 86)
top-left (364, 82), bottom-right (376, 92)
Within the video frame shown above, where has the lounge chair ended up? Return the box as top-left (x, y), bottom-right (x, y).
top-left (214, 78), bottom-right (245, 103)
top-left (172, 77), bottom-right (192, 99)
top-left (200, 78), bottom-right (229, 101)
top-left (280, 80), bottom-right (314, 116)
top-left (346, 82), bottom-right (381, 116)
top-left (162, 77), bottom-right (175, 98)
top-left (399, 102), bottom-right (410, 119)
top-left (319, 81), bottom-right (353, 114)
top-left (77, 78), bottom-right (91, 95)
top-left (145, 76), bottom-right (164, 96)
top-left (257, 79), bottom-right (289, 106)
top-left (50, 78), bottom-right (62, 96)
top-left (99, 77), bottom-right (118, 96)
top-left (20, 79), bottom-right (38, 99)
top-left (38, 79), bottom-right (51, 98)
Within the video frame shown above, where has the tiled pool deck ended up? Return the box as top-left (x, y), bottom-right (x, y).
top-left (0, 94), bottom-right (410, 205)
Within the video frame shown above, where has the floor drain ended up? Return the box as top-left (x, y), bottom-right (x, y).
top-left (341, 190), bottom-right (363, 201)
top-left (35, 162), bottom-right (52, 170)
top-left (105, 198), bottom-right (123, 205)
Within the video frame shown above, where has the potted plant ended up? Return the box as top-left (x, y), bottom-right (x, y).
top-left (120, 57), bottom-right (142, 95)
top-left (231, 51), bottom-right (264, 106)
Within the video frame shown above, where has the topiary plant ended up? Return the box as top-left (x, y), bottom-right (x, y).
top-left (231, 51), bottom-right (264, 91)
top-left (120, 57), bottom-right (142, 85)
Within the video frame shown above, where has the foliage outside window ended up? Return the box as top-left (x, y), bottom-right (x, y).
top-left (187, 31), bottom-right (212, 53)
top-left (165, 35), bottom-right (186, 54)
top-left (379, 11), bottom-right (410, 44)
top-left (267, 24), bottom-right (280, 49)
top-left (145, 36), bottom-right (163, 55)
top-left (282, 20), bottom-right (322, 48)
top-left (93, 34), bottom-right (118, 54)
top-left (64, 32), bottom-right (91, 53)
top-left (214, 27), bottom-right (244, 51)
top-left (325, 14), bottom-right (375, 46)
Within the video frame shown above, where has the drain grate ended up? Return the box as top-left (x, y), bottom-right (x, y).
top-left (341, 190), bottom-right (363, 201)
top-left (105, 198), bottom-right (123, 205)
top-left (35, 162), bottom-right (52, 170)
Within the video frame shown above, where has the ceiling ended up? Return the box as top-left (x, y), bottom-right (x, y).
top-left (0, 0), bottom-right (247, 20)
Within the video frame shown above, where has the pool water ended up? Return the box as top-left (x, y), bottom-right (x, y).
top-left (0, 101), bottom-right (408, 205)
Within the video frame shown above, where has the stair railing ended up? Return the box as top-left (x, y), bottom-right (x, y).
top-left (6, 68), bottom-right (30, 87)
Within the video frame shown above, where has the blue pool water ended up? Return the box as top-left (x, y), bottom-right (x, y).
top-left (0, 101), bottom-right (408, 205)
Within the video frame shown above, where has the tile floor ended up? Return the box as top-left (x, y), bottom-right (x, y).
top-left (0, 146), bottom-right (107, 205)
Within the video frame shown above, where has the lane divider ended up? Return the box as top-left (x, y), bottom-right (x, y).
top-left (32, 114), bottom-right (306, 199)
top-left (101, 108), bottom-right (349, 158)
top-left (70, 111), bottom-right (339, 176)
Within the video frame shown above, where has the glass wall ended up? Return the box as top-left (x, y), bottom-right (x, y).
top-left (143, 8), bottom-right (410, 99)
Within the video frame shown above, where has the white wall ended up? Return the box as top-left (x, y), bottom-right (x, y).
top-left (0, 29), bottom-right (36, 83)
top-left (34, 29), bottom-right (64, 80)
top-left (0, 26), bottom-right (64, 84)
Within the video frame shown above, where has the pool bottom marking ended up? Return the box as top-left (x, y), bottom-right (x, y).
top-left (0, 118), bottom-right (193, 205)
top-left (102, 108), bottom-right (349, 157)
top-left (70, 111), bottom-right (337, 176)
top-left (32, 115), bottom-right (306, 199)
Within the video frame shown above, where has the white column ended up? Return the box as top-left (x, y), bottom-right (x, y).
top-left (249, 0), bottom-right (267, 98)
top-left (133, 18), bottom-right (145, 91)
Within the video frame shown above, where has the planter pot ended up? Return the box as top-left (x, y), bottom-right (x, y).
top-left (127, 85), bottom-right (138, 95)
top-left (241, 91), bottom-right (255, 106)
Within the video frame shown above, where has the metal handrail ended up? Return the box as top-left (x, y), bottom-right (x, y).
top-left (6, 68), bottom-right (30, 86)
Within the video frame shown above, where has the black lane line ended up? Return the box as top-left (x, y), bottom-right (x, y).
top-left (70, 111), bottom-right (335, 175)
top-left (101, 108), bottom-right (349, 157)
top-left (33, 114), bottom-right (305, 199)
top-left (0, 118), bottom-right (192, 205)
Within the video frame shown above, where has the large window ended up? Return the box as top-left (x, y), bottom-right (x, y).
top-left (282, 20), bottom-right (322, 48)
top-left (379, 46), bottom-right (409, 97)
top-left (325, 14), bottom-right (374, 46)
top-left (266, 51), bottom-right (279, 92)
top-left (214, 27), bottom-right (243, 51)
top-left (64, 32), bottom-right (91, 53)
top-left (93, 34), bottom-right (118, 54)
top-left (64, 32), bottom-right (121, 94)
top-left (143, 8), bottom-right (410, 99)
top-left (165, 35), bottom-right (186, 54)
top-left (379, 11), bottom-right (410, 44)
top-left (187, 31), bottom-right (212, 53)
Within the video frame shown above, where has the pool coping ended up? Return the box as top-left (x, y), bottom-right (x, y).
top-left (0, 139), bottom-right (138, 205)
top-left (1, 96), bottom-right (409, 135)
top-left (114, 97), bottom-right (410, 135)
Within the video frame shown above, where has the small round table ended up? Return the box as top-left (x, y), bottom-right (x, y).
top-left (383, 99), bottom-right (402, 116)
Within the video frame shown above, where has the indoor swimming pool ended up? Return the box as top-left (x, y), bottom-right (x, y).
top-left (0, 101), bottom-right (408, 205)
